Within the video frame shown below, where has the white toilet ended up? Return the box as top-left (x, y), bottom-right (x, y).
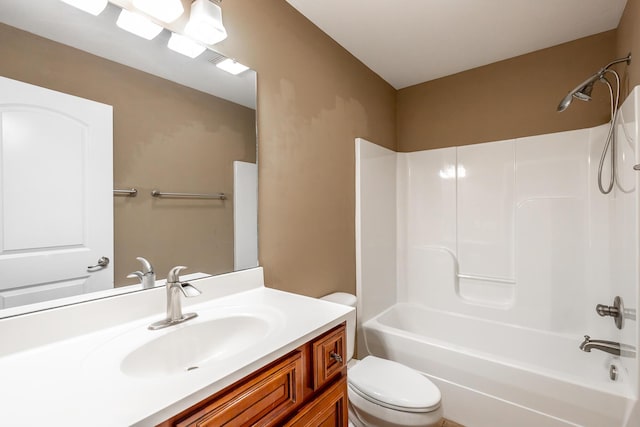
top-left (321, 293), bottom-right (443, 427)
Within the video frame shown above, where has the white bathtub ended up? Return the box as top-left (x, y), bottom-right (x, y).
top-left (362, 303), bottom-right (636, 427)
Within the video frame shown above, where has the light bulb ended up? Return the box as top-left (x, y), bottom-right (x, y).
top-left (167, 33), bottom-right (207, 58)
top-left (116, 9), bottom-right (163, 40)
top-left (216, 59), bottom-right (250, 75)
top-left (184, 0), bottom-right (227, 45)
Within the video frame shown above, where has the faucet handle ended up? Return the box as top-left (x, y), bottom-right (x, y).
top-left (135, 257), bottom-right (154, 274)
top-left (167, 265), bottom-right (188, 283)
top-left (595, 296), bottom-right (624, 329)
top-left (167, 265), bottom-right (201, 297)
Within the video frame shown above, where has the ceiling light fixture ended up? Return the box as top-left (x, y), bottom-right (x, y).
top-left (116, 9), bottom-right (163, 40)
top-left (60, 0), bottom-right (108, 16)
top-left (185, 0), bottom-right (228, 45)
top-left (167, 33), bottom-right (207, 58)
top-left (132, 0), bottom-right (184, 23)
top-left (216, 58), bottom-right (249, 75)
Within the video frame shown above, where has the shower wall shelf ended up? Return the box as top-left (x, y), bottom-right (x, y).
top-left (151, 190), bottom-right (227, 200)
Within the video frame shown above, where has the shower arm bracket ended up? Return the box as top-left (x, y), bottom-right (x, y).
top-left (604, 53), bottom-right (631, 70)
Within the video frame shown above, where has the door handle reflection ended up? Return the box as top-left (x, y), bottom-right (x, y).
top-left (87, 256), bottom-right (110, 271)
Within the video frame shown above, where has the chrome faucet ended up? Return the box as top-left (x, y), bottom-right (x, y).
top-left (149, 266), bottom-right (201, 330)
top-left (579, 335), bottom-right (636, 358)
top-left (127, 257), bottom-right (156, 289)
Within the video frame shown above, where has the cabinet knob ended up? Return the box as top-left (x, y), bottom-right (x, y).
top-left (330, 351), bottom-right (343, 364)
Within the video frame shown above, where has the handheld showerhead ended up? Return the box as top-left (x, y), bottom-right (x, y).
top-left (557, 92), bottom-right (574, 112)
top-left (573, 80), bottom-right (595, 101)
top-left (556, 73), bottom-right (600, 112)
top-left (557, 54), bottom-right (631, 112)
top-left (556, 53), bottom-right (632, 196)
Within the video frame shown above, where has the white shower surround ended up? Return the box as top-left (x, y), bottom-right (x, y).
top-left (355, 86), bottom-right (640, 426)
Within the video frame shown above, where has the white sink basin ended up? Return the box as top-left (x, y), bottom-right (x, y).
top-left (121, 315), bottom-right (271, 378)
top-left (83, 305), bottom-right (285, 380)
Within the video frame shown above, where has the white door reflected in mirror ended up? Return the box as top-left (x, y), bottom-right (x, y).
top-left (0, 76), bottom-right (113, 309)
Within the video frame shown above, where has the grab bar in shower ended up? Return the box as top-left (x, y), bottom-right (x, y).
top-left (113, 188), bottom-right (138, 197)
top-left (151, 190), bottom-right (227, 200)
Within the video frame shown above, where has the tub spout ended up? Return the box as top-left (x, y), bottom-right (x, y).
top-left (579, 335), bottom-right (636, 358)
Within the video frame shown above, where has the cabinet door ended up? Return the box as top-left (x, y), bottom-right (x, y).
top-left (312, 325), bottom-right (346, 391)
top-left (176, 351), bottom-right (303, 427)
top-left (285, 376), bottom-right (348, 427)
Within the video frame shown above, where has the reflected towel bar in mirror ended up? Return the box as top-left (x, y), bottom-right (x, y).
top-left (114, 188), bottom-right (138, 197)
top-left (151, 190), bottom-right (227, 200)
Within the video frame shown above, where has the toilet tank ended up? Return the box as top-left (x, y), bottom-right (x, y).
top-left (320, 292), bottom-right (356, 362)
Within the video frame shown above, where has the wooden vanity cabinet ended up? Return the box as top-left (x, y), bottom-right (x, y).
top-left (158, 322), bottom-right (348, 427)
top-left (284, 376), bottom-right (348, 427)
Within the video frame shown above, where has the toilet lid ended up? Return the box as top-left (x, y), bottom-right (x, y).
top-left (348, 356), bottom-right (441, 412)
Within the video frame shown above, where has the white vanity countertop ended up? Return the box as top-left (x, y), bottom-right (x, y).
top-left (0, 269), bottom-right (354, 426)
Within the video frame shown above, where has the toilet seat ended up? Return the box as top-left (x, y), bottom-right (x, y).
top-left (348, 356), bottom-right (441, 413)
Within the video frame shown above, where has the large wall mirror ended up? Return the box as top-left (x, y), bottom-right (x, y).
top-left (0, 0), bottom-right (257, 318)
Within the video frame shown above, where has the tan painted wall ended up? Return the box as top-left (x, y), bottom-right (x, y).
top-left (214, 0), bottom-right (397, 296)
top-left (617, 0), bottom-right (640, 94)
top-left (0, 23), bottom-right (256, 284)
top-left (397, 30), bottom-right (618, 151)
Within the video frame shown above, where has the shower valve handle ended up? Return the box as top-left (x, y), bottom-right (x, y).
top-left (596, 304), bottom-right (619, 317)
top-left (596, 296), bottom-right (624, 330)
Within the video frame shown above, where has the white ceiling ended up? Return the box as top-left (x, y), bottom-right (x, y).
top-left (0, 0), bottom-right (256, 109)
top-left (286, 0), bottom-right (628, 89)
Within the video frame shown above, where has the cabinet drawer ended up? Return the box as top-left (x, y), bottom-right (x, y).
top-left (284, 376), bottom-right (348, 427)
top-left (175, 351), bottom-right (304, 427)
top-left (312, 323), bottom-right (346, 391)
